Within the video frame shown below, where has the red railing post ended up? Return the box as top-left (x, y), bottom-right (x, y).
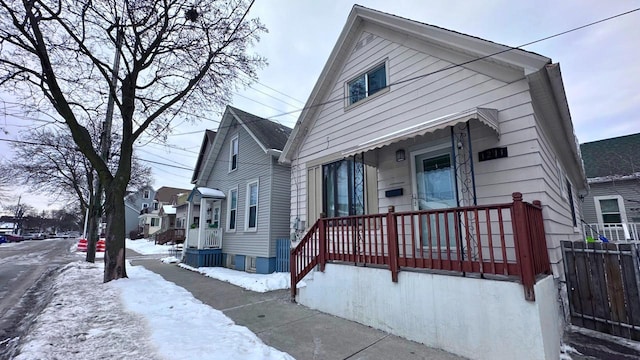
top-left (512, 192), bottom-right (536, 301)
top-left (318, 215), bottom-right (327, 272)
top-left (386, 206), bottom-right (399, 282)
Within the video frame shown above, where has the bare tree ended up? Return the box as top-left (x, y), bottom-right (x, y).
top-left (0, 0), bottom-right (265, 281)
top-left (6, 127), bottom-right (152, 261)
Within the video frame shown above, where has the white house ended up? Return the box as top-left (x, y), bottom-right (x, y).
top-left (279, 5), bottom-right (586, 360)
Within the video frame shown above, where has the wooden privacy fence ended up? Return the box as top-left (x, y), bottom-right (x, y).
top-left (562, 241), bottom-right (640, 340)
top-left (291, 192), bottom-right (551, 301)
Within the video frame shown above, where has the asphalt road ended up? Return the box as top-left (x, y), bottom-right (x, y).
top-left (0, 238), bottom-right (78, 358)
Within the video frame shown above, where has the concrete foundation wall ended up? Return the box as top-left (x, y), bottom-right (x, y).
top-left (297, 264), bottom-right (560, 360)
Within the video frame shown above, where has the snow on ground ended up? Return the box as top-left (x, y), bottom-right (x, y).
top-left (179, 264), bottom-right (290, 292)
top-left (13, 261), bottom-right (294, 360)
top-left (126, 238), bottom-right (291, 292)
top-left (126, 238), bottom-right (177, 255)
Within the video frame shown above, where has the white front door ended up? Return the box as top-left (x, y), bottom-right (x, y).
top-left (412, 149), bottom-right (458, 253)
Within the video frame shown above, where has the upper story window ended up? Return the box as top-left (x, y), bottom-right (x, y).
top-left (348, 63), bottom-right (387, 105)
top-left (142, 203), bottom-right (149, 209)
top-left (143, 189), bottom-right (150, 199)
top-left (153, 201), bottom-right (159, 211)
top-left (229, 136), bottom-right (239, 171)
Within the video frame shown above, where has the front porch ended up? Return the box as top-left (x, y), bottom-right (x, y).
top-left (182, 187), bottom-right (226, 268)
top-left (291, 192), bottom-right (551, 301)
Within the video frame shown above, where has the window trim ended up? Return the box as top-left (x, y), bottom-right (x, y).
top-left (229, 135), bottom-right (239, 172)
top-left (227, 187), bottom-right (238, 232)
top-left (245, 179), bottom-right (259, 232)
top-left (594, 195), bottom-right (627, 224)
top-left (143, 189), bottom-right (150, 199)
top-left (345, 60), bottom-right (389, 109)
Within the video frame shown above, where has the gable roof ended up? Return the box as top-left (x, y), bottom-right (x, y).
top-left (191, 105), bottom-right (292, 185)
top-left (580, 133), bottom-right (640, 179)
top-left (280, 4), bottom-right (550, 163)
top-left (154, 186), bottom-right (190, 204)
top-left (191, 130), bottom-right (217, 184)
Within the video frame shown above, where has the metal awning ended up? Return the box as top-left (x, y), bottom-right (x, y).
top-left (187, 187), bottom-right (226, 202)
top-left (342, 107), bottom-right (499, 157)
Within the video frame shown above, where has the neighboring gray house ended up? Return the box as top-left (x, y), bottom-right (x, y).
top-left (580, 132), bottom-right (640, 241)
top-left (183, 106), bottom-right (292, 274)
top-left (279, 5), bottom-right (587, 359)
top-left (124, 185), bottom-right (155, 237)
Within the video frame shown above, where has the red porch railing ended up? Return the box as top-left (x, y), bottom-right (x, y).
top-left (290, 192), bottom-right (551, 301)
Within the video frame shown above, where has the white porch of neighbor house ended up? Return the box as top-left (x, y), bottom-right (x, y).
top-left (182, 187), bottom-right (226, 267)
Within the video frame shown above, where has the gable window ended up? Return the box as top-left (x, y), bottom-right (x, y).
top-left (229, 136), bottom-right (239, 171)
top-left (143, 190), bottom-right (150, 199)
top-left (594, 195), bottom-right (627, 224)
top-left (323, 158), bottom-right (365, 217)
top-left (348, 63), bottom-right (387, 105)
top-left (245, 180), bottom-right (259, 231)
top-left (227, 188), bottom-right (238, 231)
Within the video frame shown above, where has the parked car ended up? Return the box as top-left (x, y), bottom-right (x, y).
top-left (24, 232), bottom-right (45, 240)
top-left (4, 234), bottom-right (24, 243)
top-left (0, 235), bottom-right (6, 244)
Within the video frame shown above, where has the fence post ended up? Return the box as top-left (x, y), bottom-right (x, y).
top-left (319, 215), bottom-right (326, 272)
top-left (512, 192), bottom-right (536, 301)
top-left (386, 206), bottom-right (399, 282)
top-left (290, 246), bottom-right (296, 302)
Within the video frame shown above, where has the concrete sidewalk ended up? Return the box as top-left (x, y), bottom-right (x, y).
top-left (130, 258), bottom-right (465, 360)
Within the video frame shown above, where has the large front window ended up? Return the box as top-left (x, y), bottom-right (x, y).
top-left (323, 158), bottom-right (364, 217)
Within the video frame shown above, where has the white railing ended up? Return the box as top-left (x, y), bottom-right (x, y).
top-left (582, 223), bottom-right (640, 242)
top-left (185, 227), bottom-right (222, 249)
top-left (204, 228), bottom-right (222, 248)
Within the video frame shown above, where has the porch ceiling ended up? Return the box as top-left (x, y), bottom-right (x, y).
top-left (342, 107), bottom-right (499, 157)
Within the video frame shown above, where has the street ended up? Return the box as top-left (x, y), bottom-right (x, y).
top-left (0, 238), bottom-right (77, 357)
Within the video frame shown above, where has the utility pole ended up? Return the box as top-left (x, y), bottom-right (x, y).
top-left (87, 19), bottom-right (124, 262)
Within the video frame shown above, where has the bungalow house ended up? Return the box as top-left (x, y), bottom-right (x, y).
top-left (580, 133), bottom-right (640, 241)
top-left (138, 186), bottom-right (189, 238)
top-left (124, 185), bottom-right (155, 237)
top-left (279, 5), bottom-right (586, 360)
top-left (183, 106), bottom-right (292, 274)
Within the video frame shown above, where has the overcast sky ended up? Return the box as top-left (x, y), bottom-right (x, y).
top-left (1, 0), bottom-right (639, 211)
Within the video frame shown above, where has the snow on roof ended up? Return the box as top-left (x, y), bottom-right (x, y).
top-left (161, 205), bottom-right (176, 215)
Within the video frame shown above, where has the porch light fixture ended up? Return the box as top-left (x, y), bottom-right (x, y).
top-left (395, 149), bottom-right (406, 162)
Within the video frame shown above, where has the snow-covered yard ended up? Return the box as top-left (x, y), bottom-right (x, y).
top-left (9, 239), bottom-right (295, 359)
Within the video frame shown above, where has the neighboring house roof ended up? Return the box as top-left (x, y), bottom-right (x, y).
top-left (191, 130), bottom-right (217, 184)
top-left (278, 4), bottom-right (586, 192)
top-left (154, 186), bottom-right (190, 204)
top-left (174, 193), bottom-right (189, 208)
top-left (191, 106), bottom-right (292, 185)
top-left (580, 132), bottom-right (640, 181)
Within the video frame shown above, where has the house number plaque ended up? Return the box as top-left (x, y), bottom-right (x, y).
top-left (478, 147), bottom-right (508, 162)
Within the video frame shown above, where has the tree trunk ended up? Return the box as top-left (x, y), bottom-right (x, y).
top-left (85, 192), bottom-right (98, 263)
top-left (103, 183), bottom-right (127, 282)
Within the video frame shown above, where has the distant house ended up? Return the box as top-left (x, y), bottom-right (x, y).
top-left (183, 106), bottom-right (291, 274)
top-left (124, 185), bottom-right (155, 237)
top-left (279, 5), bottom-right (586, 359)
top-left (138, 186), bottom-right (189, 238)
top-left (580, 133), bottom-right (640, 241)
